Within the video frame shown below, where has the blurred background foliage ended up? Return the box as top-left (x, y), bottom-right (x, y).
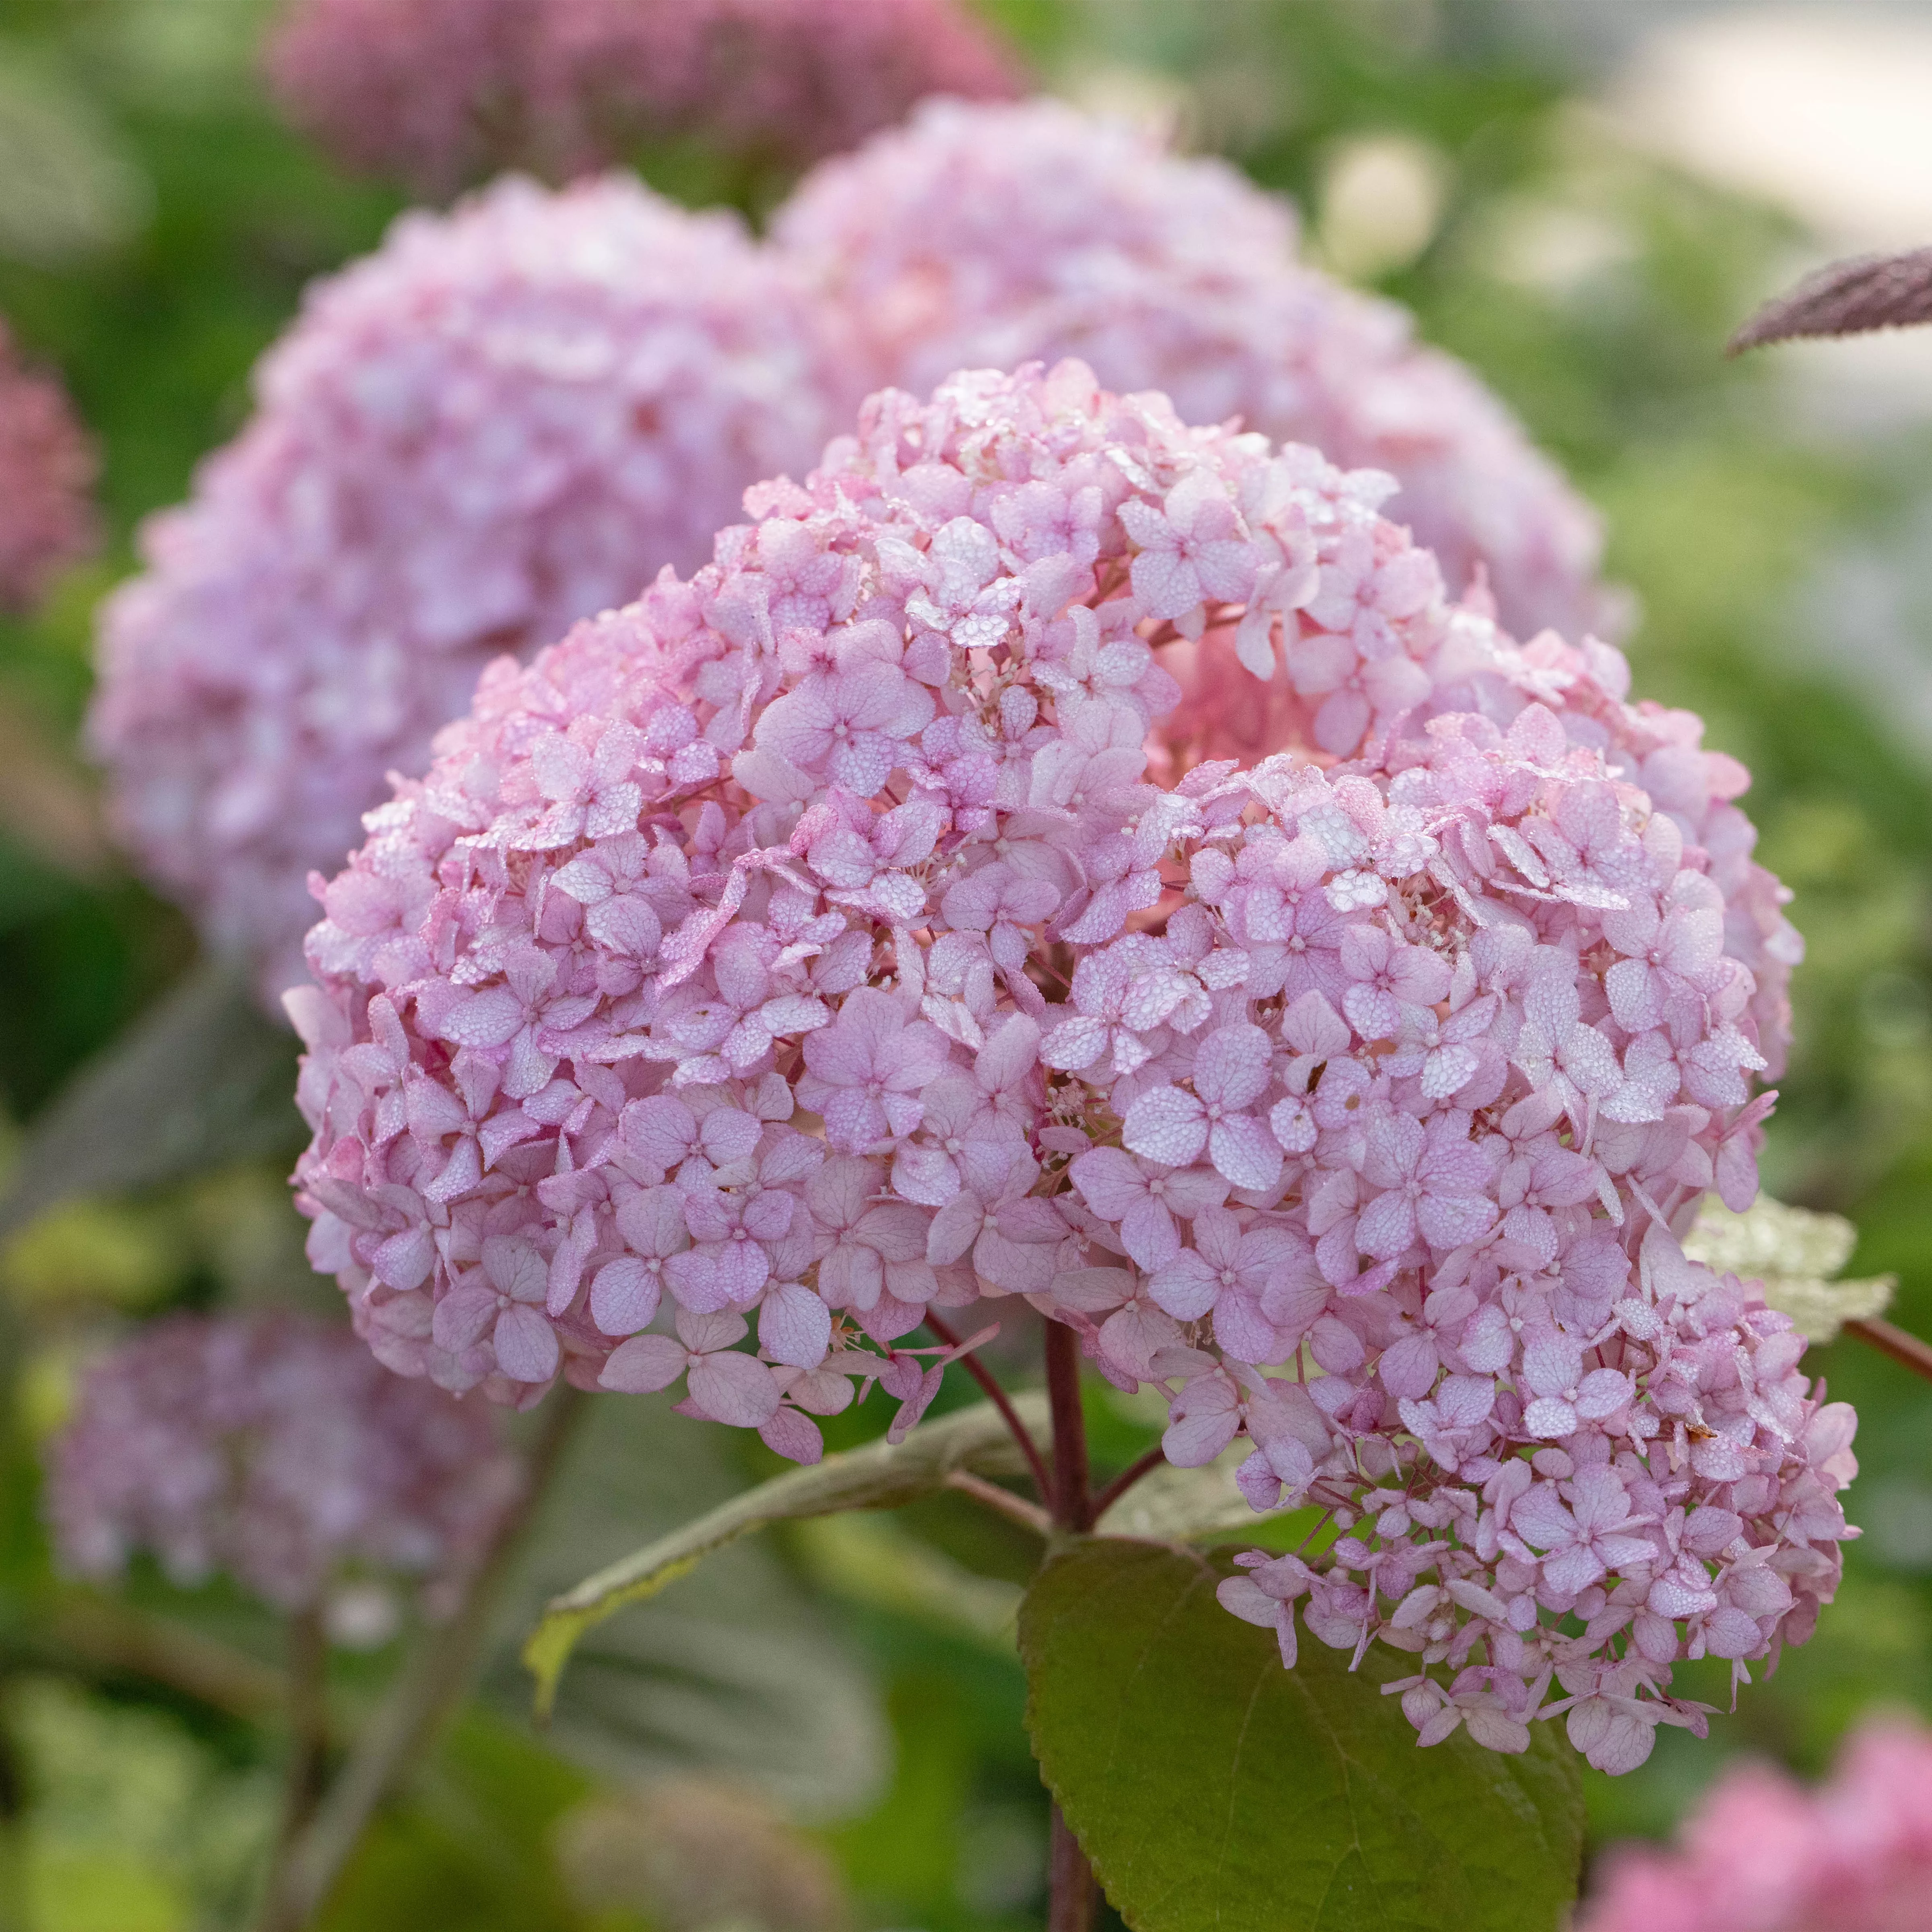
top-left (3, 0), bottom-right (1932, 1924)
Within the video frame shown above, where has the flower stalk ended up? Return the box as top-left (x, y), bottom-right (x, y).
top-left (1848, 1315), bottom-right (1932, 1384)
top-left (275, 1607), bottom-right (332, 1850)
top-left (253, 1387), bottom-right (586, 1932)
top-left (1044, 1316), bottom-right (1099, 1929)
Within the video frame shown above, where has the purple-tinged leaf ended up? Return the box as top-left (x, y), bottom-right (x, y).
top-left (1729, 247), bottom-right (1932, 354)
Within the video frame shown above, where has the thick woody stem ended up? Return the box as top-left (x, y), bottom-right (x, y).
top-left (252, 1386), bottom-right (586, 1932)
top-left (1044, 1319), bottom-right (1092, 1534)
top-left (1042, 1316), bottom-right (1099, 1931)
top-left (1048, 1806), bottom-right (1098, 1932)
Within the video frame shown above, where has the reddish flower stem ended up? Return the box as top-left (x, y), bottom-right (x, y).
top-left (1848, 1316), bottom-right (1932, 1383)
top-left (923, 1311), bottom-right (1055, 1503)
top-left (1043, 1319), bottom-right (1092, 1533)
top-left (1042, 1315), bottom-right (1099, 1930)
top-left (1049, 1806), bottom-right (1098, 1932)
top-left (1090, 1443), bottom-right (1167, 1523)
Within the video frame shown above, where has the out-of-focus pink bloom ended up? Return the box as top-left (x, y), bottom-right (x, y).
top-left (774, 97), bottom-right (1608, 648)
top-left (266, 0), bottom-right (1020, 196)
top-left (0, 317), bottom-right (97, 612)
top-left (46, 1313), bottom-right (520, 1621)
top-left (1579, 1716), bottom-right (1932, 1932)
top-left (264, 0), bottom-right (539, 197)
top-left (542, 0), bottom-right (1022, 173)
top-left (89, 175), bottom-right (831, 1007)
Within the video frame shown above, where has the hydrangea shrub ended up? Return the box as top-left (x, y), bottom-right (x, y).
top-left (89, 175), bottom-right (831, 1007)
top-left (289, 362), bottom-right (1850, 1773)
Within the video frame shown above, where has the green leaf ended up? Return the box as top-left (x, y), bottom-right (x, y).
top-left (1685, 1195), bottom-right (1895, 1342)
top-left (487, 1392), bottom-right (892, 1823)
top-left (0, 958), bottom-right (304, 1241)
top-left (1094, 1447), bottom-right (1287, 1542)
top-left (518, 1392), bottom-right (1044, 1725)
top-left (1021, 1538), bottom-right (1584, 1932)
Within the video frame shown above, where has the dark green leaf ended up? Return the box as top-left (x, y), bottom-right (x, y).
top-left (1021, 1538), bottom-right (1584, 1932)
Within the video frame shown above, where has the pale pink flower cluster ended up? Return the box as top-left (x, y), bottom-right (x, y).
top-left (774, 97), bottom-right (1607, 646)
top-left (265, 0), bottom-right (1019, 196)
top-left (89, 174), bottom-right (831, 1007)
top-left (264, 0), bottom-right (535, 198)
top-left (288, 362), bottom-right (1840, 1767)
top-left (1579, 1717), bottom-right (1932, 1932)
top-left (0, 317), bottom-right (97, 613)
top-left (47, 1312), bottom-right (522, 1617)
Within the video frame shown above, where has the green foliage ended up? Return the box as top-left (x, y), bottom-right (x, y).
top-left (521, 1395), bottom-right (1043, 1718)
top-left (1021, 1538), bottom-right (1585, 1932)
top-left (0, 958), bottom-right (303, 1242)
top-left (317, 1710), bottom-right (593, 1932)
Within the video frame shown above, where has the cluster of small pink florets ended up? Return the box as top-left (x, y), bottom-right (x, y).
top-left (1578, 1716), bottom-right (1932, 1931)
top-left (89, 100), bottom-right (1616, 1018)
top-left (289, 362), bottom-right (1848, 1767)
top-left (47, 1312), bottom-right (522, 1620)
top-left (0, 316), bottom-right (97, 613)
top-left (265, 0), bottom-right (1020, 195)
top-left (89, 174), bottom-right (830, 1005)
top-left (778, 97), bottom-right (1609, 644)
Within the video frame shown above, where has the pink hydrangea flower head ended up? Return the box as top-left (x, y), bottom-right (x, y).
top-left (266, 0), bottom-right (1020, 195)
top-left (1579, 1716), bottom-right (1932, 1932)
top-left (89, 174), bottom-right (833, 1007)
top-left (1052, 715), bottom-right (1833, 1771)
top-left (47, 1312), bottom-right (522, 1618)
top-left (0, 316), bottom-right (98, 612)
top-left (541, 0), bottom-right (1022, 172)
top-left (289, 359), bottom-right (1217, 1437)
top-left (264, 0), bottom-right (543, 197)
top-left (774, 97), bottom-right (1607, 651)
top-left (290, 361), bottom-right (1833, 1767)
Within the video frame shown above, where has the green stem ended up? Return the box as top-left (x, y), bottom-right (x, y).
top-left (275, 1607), bottom-right (332, 1848)
top-left (252, 1385), bottom-right (587, 1932)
